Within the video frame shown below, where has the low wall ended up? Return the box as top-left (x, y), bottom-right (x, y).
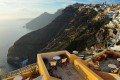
top-left (106, 51), bottom-right (120, 57)
top-left (37, 54), bottom-right (50, 80)
top-left (37, 54), bottom-right (60, 80)
top-left (41, 51), bottom-right (65, 61)
top-left (40, 50), bottom-right (79, 64)
top-left (85, 50), bottom-right (107, 62)
top-left (86, 50), bottom-right (120, 63)
top-left (74, 59), bottom-right (103, 80)
top-left (92, 70), bottom-right (117, 80)
top-left (2, 63), bottom-right (38, 80)
top-left (3, 71), bottom-right (32, 80)
top-left (65, 50), bottom-right (79, 63)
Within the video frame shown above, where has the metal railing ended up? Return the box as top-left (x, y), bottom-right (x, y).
top-left (0, 63), bottom-right (38, 80)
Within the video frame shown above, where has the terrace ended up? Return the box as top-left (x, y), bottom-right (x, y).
top-left (86, 50), bottom-right (120, 80)
top-left (37, 50), bottom-right (103, 80)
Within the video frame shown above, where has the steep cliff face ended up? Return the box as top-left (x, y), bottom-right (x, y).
top-left (7, 6), bottom-right (77, 68)
top-left (25, 9), bottom-right (63, 30)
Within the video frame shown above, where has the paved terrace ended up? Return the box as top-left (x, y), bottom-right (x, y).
top-left (40, 51), bottom-right (86, 80)
top-left (100, 58), bottom-right (120, 73)
top-left (53, 63), bottom-right (85, 80)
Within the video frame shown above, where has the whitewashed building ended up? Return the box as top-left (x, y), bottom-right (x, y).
top-left (113, 14), bottom-right (118, 19)
top-left (107, 13), bottom-right (114, 19)
top-left (93, 7), bottom-right (100, 12)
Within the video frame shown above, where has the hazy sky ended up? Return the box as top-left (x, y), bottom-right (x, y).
top-left (0, 0), bottom-right (119, 20)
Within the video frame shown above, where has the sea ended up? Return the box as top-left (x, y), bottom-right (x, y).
top-left (0, 19), bottom-right (32, 75)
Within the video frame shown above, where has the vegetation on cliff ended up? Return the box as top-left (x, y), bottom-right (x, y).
top-left (43, 9), bottom-right (110, 53)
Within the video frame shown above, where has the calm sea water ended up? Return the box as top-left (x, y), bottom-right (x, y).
top-left (0, 19), bottom-right (32, 75)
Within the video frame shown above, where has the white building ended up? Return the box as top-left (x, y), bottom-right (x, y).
top-left (113, 19), bottom-right (119, 25)
top-left (100, 5), bottom-right (106, 9)
top-left (72, 5), bottom-right (79, 8)
top-left (110, 45), bottom-right (120, 51)
top-left (93, 7), bottom-right (100, 12)
top-left (113, 14), bottom-right (118, 19)
top-left (109, 21), bottom-right (116, 25)
top-left (107, 13), bottom-right (114, 19)
top-left (116, 14), bottom-right (120, 21)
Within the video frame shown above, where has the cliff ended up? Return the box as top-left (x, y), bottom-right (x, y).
top-left (25, 9), bottom-right (62, 30)
top-left (7, 4), bottom-right (110, 68)
top-left (7, 6), bottom-right (77, 68)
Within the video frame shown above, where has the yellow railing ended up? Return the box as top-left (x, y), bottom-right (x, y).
top-left (37, 54), bottom-right (60, 80)
top-left (37, 50), bottom-right (79, 80)
top-left (92, 70), bottom-right (117, 80)
top-left (65, 50), bottom-right (79, 63)
top-left (74, 59), bottom-right (104, 80)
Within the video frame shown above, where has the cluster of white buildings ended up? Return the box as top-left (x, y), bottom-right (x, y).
top-left (105, 6), bottom-right (120, 46)
top-left (93, 5), bottom-right (107, 12)
top-left (107, 14), bottom-right (120, 42)
top-left (106, 13), bottom-right (120, 29)
top-left (105, 9), bottom-right (120, 19)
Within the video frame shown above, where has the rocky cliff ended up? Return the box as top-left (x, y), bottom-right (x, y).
top-left (7, 6), bottom-right (77, 68)
top-left (25, 9), bottom-right (62, 30)
top-left (7, 4), bottom-right (110, 68)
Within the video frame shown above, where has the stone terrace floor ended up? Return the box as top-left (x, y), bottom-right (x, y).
top-left (53, 63), bottom-right (85, 80)
top-left (99, 58), bottom-right (120, 73)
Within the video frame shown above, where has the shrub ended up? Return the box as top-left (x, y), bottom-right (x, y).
top-left (91, 56), bottom-right (97, 63)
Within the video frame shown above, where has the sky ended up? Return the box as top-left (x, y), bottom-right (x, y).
top-left (0, 0), bottom-right (119, 20)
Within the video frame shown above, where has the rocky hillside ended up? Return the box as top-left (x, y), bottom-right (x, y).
top-left (25, 9), bottom-right (62, 30)
top-left (7, 4), bottom-right (110, 68)
top-left (42, 8), bottom-right (110, 53)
